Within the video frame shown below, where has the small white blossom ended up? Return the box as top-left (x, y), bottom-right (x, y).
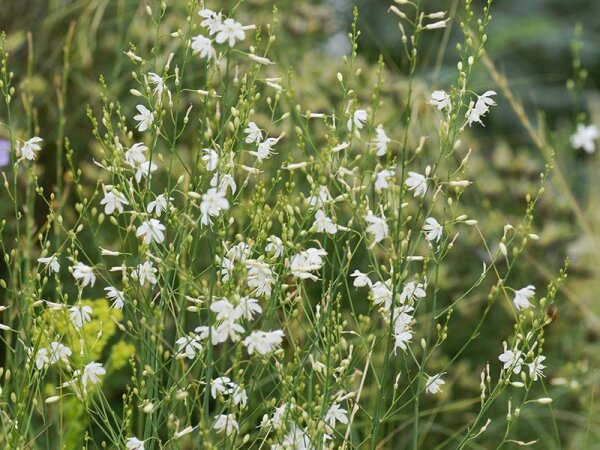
top-left (133, 105), bottom-right (154, 132)
top-left (213, 414), bottom-right (239, 436)
top-left (215, 18), bottom-right (246, 47)
top-left (513, 285), bottom-right (535, 311)
top-left (528, 355), bottom-right (546, 381)
top-left (135, 161), bottom-right (157, 183)
top-left (191, 35), bottom-right (216, 59)
top-left (265, 235), bottom-right (284, 257)
top-left (210, 172), bottom-right (237, 195)
top-left (176, 335), bottom-right (203, 359)
top-left (19, 137), bottom-right (43, 160)
top-left (244, 121), bottom-right (263, 144)
top-left (373, 125), bottom-right (390, 156)
top-left (126, 437), bottom-right (145, 450)
top-left (72, 262), bottom-right (96, 287)
top-left (499, 349), bottom-right (524, 375)
top-left (371, 281), bottom-right (393, 311)
top-left (325, 403), bottom-right (348, 428)
top-left (350, 270), bottom-right (371, 288)
top-left (405, 171), bottom-right (427, 197)
top-left (400, 281), bottom-right (426, 304)
top-left (199, 9), bottom-right (222, 35)
top-left (69, 305), bottom-right (93, 328)
top-left (105, 286), bottom-right (125, 310)
top-left (422, 217), bottom-right (443, 242)
top-left (365, 212), bottom-right (389, 243)
top-left (290, 248), bottom-right (327, 280)
top-left (313, 209), bottom-right (337, 234)
top-left (243, 330), bottom-right (284, 355)
top-left (38, 255), bottom-right (60, 274)
top-left (125, 143), bottom-right (148, 167)
top-left (147, 194), bottom-right (172, 216)
top-left (570, 123), bottom-right (598, 153)
top-left (347, 109), bottom-right (367, 131)
top-left (100, 188), bottom-right (129, 215)
top-left (132, 261), bottom-right (158, 285)
top-left (425, 373), bottom-right (446, 394)
top-left (429, 90), bottom-right (451, 111)
top-left (82, 361), bottom-right (105, 386)
top-left (202, 148), bottom-right (219, 171)
top-left (136, 219), bottom-right (166, 245)
top-left (48, 342), bottom-right (72, 365)
top-left (375, 168), bottom-right (395, 192)
top-left (199, 188), bottom-right (229, 226)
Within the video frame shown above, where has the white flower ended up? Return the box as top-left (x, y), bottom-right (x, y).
top-left (375, 168), bottom-right (395, 192)
top-left (244, 121), bottom-right (263, 144)
top-left (429, 90), bottom-right (451, 111)
top-left (215, 18), bottom-right (246, 47)
top-left (135, 161), bottom-right (158, 183)
top-left (393, 305), bottom-right (414, 333)
top-left (199, 188), bottom-right (229, 226)
top-left (38, 255), bottom-right (60, 274)
top-left (425, 373), bottom-right (446, 394)
top-left (325, 403), bottom-right (348, 428)
top-left (513, 285), bottom-right (535, 311)
top-left (19, 137), bottom-right (43, 160)
top-left (126, 437), bottom-right (145, 450)
top-left (307, 185), bottom-right (333, 208)
top-left (475, 90), bottom-right (497, 115)
top-left (136, 219), bottom-right (166, 245)
top-left (347, 109), bottom-right (367, 131)
top-left (350, 270), bottom-right (371, 288)
top-left (528, 355), bottom-right (546, 381)
top-left (250, 137), bottom-right (279, 162)
top-left (210, 172), bottom-right (237, 195)
top-left (191, 35), bottom-right (216, 59)
top-left (570, 123), bottom-right (599, 153)
top-left (132, 261), bottom-right (158, 285)
top-left (498, 349), bottom-right (524, 374)
top-left (405, 171), bottom-right (427, 197)
top-left (394, 329), bottom-right (413, 353)
top-left (133, 105), bottom-right (154, 132)
top-left (147, 72), bottom-right (165, 96)
top-left (265, 235), bottom-right (284, 257)
top-left (100, 188), bottom-right (129, 215)
top-left (202, 148), bottom-right (219, 171)
top-left (175, 335), bottom-right (203, 359)
top-left (313, 209), bottom-right (337, 235)
top-left (30, 347), bottom-right (49, 370)
top-left (72, 262), bottom-right (96, 287)
top-left (199, 9), bottom-right (222, 35)
top-left (210, 298), bottom-right (239, 322)
top-left (422, 217), bottom-right (443, 242)
top-left (48, 342), bottom-right (72, 365)
top-left (371, 281), bottom-right (393, 311)
top-left (69, 305), bottom-right (93, 328)
top-left (227, 242), bottom-right (252, 262)
top-left (236, 297), bottom-right (262, 321)
top-left (211, 376), bottom-right (232, 398)
top-left (82, 361), bottom-right (105, 386)
top-left (212, 319), bottom-right (245, 344)
top-left (400, 281), bottom-right (426, 304)
top-left (243, 330), bottom-right (284, 355)
top-left (213, 414), bottom-right (239, 436)
top-left (365, 212), bottom-right (389, 244)
top-left (246, 259), bottom-right (275, 297)
top-left (147, 194), bottom-right (172, 216)
top-left (373, 125), bottom-right (390, 156)
top-left (125, 143), bottom-right (148, 167)
top-left (290, 248), bottom-right (327, 280)
top-left (105, 286), bottom-right (125, 310)
top-left (465, 91), bottom-right (496, 127)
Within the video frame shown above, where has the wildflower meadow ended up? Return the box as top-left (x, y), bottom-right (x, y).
top-left (0, 0), bottom-right (599, 449)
